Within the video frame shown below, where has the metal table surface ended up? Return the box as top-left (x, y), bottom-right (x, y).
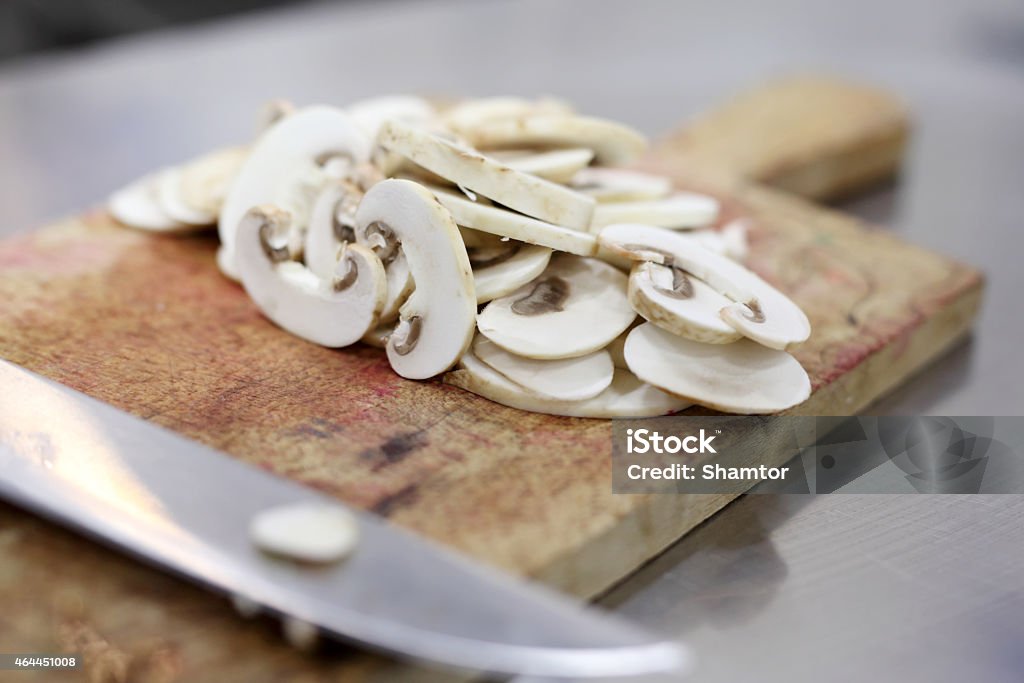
top-left (1, 1), bottom-right (1022, 681)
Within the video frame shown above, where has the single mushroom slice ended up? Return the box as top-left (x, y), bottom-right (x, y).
top-left (477, 254), bottom-right (636, 359)
top-left (355, 179), bottom-right (476, 379)
top-left (570, 167), bottom-right (672, 203)
top-left (178, 146), bottom-right (248, 216)
top-left (443, 96), bottom-right (573, 131)
top-left (108, 174), bottom-right (190, 232)
top-left (460, 114), bottom-right (648, 165)
top-left (624, 322), bottom-right (811, 414)
top-left (428, 185), bottom-right (598, 256)
top-left (488, 148), bottom-right (595, 183)
top-left (689, 221), bottom-right (749, 262)
top-left (471, 241), bottom-right (552, 304)
top-left (629, 261), bottom-right (742, 344)
top-left (236, 205), bottom-right (386, 347)
top-left (589, 193), bottom-right (720, 232)
top-left (474, 337), bottom-right (613, 401)
top-left (218, 106), bottom-right (372, 280)
top-left (156, 167), bottom-right (217, 226)
top-left (378, 120), bottom-right (595, 229)
top-left (305, 180), bottom-right (414, 323)
top-left (599, 223), bottom-right (811, 349)
top-left (347, 95), bottom-right (436, 139)
top-left (446, 349), bottom-right (688, 418)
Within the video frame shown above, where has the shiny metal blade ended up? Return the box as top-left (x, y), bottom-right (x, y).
top-left (0, 360), bottom-right (689, 678)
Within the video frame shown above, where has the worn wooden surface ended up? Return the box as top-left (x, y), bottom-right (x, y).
top-left (0, 80), bottom-right (982, 682)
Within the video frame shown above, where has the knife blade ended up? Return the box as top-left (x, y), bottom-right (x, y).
top-left (0, 360), bottom-right (689, 678)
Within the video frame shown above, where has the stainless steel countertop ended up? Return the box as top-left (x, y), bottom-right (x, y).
top-left (1, 1), bottom-right (1022, 681)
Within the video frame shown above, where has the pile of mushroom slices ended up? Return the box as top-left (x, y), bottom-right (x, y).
top-left (108, 94), bottom-right (812, 417)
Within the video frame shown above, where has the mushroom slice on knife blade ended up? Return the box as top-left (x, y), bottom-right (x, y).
top-left (570, 167), bottom-right (672, 203)
top-left (473, 337), bottom-right (613, 401)
top-left (460, 114), bottom-right (647, 165)
top-left (470, 241), bottom-right (552, 304)
top-left (624, 323), bottom-right (810, 414)
top-left (427, 186), bottom-right (598, 256)
top-left (599, 223), bottom-right (811, 349)
top-left (446, 349), bottom-right (688, 418)
top-left (629, 261), bottom-right (742, 344)
top-left (590, 194), bottom-right (720, 232)
top-left (218, 106), bottom-right (372, 280)
top-left (477, 254), bottom-right (635, 360)
top-left (355, 179), bottom-right (477, 379)
top-left (236, 205), bottom-right (386, 347)
top-left (378, 120), bottom-right (595, 229)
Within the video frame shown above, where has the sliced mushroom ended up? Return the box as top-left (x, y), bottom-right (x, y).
top-left (236, 205), bottom-right (385, 346)
top-left (249, 502), bottom-right (358, 564)
top-left (624, 322), bottom-right (811, 414)
top-left (428, 185), bottom-right (598, 256)
top-left (477, 254), bottom-right (635, 359)
top-left (443, 96), bottom-right (573, 131)
top-left (690, 221), bottom-right (750, 262)
top-left (570, 167), bottom-right (672, 203)
top-left (488, 148), bottom-right (594, 183)
top-left (305, 180), bottom-right (413, 323)
top-left (218, 106), bottom-right (372, 280)
top-left (347, 95), bottom-right (436, 139)
top-left (355, 179), bottom-right (476, 379)
top-left (446, 349), bottom-right (688, 418)
top-left (629, 261), bottom-right (742, 344)
top-left (378, 120), bottom-right (595, 229)
top-left (178, 146), bottom-right (248, 216)
top-left (599, 223), bottom-right (811, 349)
top-left (256, 98), bottom-right (296, 133)
top-left (590, 193), bottom-right (720, 232)
top-left (361, 323), bottom-right (392, 349)
top-left (108, 174), bottom-right (190, 232)
top-left (460, 114), bottom-right (647, 165)
top-left (472, 241), bottom-right (552, 304)
top-left (156, 167), bottom-right (217, 226)
top-left (473, 336), bottom-right (613, 401)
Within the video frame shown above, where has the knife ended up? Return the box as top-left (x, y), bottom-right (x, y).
top-left (0, 360), bottom-right (689, 678)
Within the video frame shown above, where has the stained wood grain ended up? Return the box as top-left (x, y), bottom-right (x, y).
top-left (0, 80), bottom-right (980, 682)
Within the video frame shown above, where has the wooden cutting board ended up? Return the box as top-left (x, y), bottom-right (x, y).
top-left (0, 78), bottom-right (981, 682)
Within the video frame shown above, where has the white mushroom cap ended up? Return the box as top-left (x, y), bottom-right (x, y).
top-left (178, 146), bottom-right (248, 216)
top-left (570, 167), bottom-right (672, 203)
top-left (218, 106), bottom-right (372, 280)
top-left (428, 185), bottom-right (598, 256)
top-left (236, 205), bottom-right (386, 347)
top-left (108, 174), bottom-right (190, 232)
top-left (346, 95), bottom-right (436, 139)
top-left (355, 179), bottom-right (477, 380)
top-left (477, 254), bottom-right (636, 359)
top-left (443, 96), bottom-right (573, 131)
top-left (470, 242), bottom-right (552, 303)
top-left (156, 167), bottom-right (217, 226)
top-left (624, 322), bottom-right (811, 414)
top-left (590, 194), bottom-right (720, 232)
top-left (489, 148), bottom-right (594, 183)
top-left (599, 223), bottom-right (811, 349)
top-left (446, 349), bottom-right (689, 418)
top-left (473, 337), bottom-right (613, 401)
top-left (460, 114), bottom-right (648, 165)
top-left (629, 261), bottom-right (742, 344)
top-left (378, 120), bottom-right (595, 229)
